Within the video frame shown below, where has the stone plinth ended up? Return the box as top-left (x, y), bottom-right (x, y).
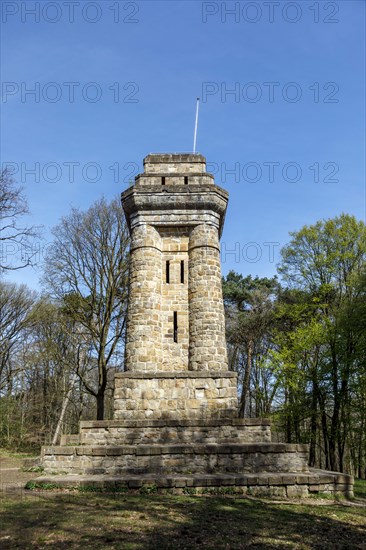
top-left (33, 470), bottom-right (354, 498)
top-left (41, 442), bottom-right (309, 476)
top-left (78, 418), bottom-right (271, 446)
top-left (113, 372), bottom-right (238, 420)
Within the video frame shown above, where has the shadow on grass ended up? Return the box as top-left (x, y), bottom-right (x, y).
top-left (354, 479), bottom-right (366, 500)
top-left (0, 490), bottom-right (365, 549)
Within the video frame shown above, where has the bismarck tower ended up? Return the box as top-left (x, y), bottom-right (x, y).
top-left (115, 153), bottom-right (238, 420)
top-left (36, 153), bottom-right (353, 498)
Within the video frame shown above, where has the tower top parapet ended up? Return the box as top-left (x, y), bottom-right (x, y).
top-left (144, 153), bottom-right (206, 174)
top-left (122, 151), bottom-right (227, 235)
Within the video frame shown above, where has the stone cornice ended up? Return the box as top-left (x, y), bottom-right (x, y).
top-left (122, 184), bottom-right (228, 235)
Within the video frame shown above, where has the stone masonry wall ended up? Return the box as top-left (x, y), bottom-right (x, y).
top-left (135, 174), bottom-right (214, 187)
top-left (143, 153), bottom-right (206, 174)
top-left (188, 224), bottom-right (228, 371)
top-left (124, 224), bottom-right (162, 371)
top-left (41, 443), bottom-right (309, 476)
top-left (160, 227), bottom-right (189, 371)
top-left (114, 372), bottom-right (238, 420)
top-left (78, 419), bottom-right (271, 446)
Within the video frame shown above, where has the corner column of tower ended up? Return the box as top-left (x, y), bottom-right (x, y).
top-left (124, 224), bottom-right (162, 371)
top-left (188, 223), bottom-right (228, 371)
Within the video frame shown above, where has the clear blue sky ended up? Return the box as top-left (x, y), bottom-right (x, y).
top-left (1, 0), bottom-right (365, 289)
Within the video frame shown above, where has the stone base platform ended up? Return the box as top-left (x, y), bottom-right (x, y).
top-left (31, 470), bottom-right (354, 498)
top-left (37, 415), bottom-right (354, 498)
top-left (41, 442), bottom-right (309, 476)
top-left (66, 418), bottom-right (271, 446)
top-left (36, 378), bottom-right (354, 499)
top-left (113, 371), bottom-right (238, 420)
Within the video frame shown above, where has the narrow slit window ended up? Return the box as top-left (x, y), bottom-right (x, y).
top-left (166, 260), bottom-right (170, 283)
top-left (180, 260), bottom-right (184, 284)
top-left (173, 311), bottom-right (178, 343)
top-left (184, 176), bottom-right (188, 185)
top-left (162, 176), bottom-right (166, 185)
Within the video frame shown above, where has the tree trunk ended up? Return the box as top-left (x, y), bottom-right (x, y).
top-left (285, 387), bottom-right (292, 443)
top-left (329, 347), bottom-right (340, 472)
top-left (358, 405), bottom-right (365, 479)
top-left (96, 357), bottom-right (107, 421)
top-left (96, 392), bottom-right (105, 421)
top-left (319, 396), bottom-right (330, 470)
top-left (309, 387), bottom-right (318, 467)
top-left (52, 372), bottom-right (77, 445)
top-left (239, 339), bottom-right (253, 417)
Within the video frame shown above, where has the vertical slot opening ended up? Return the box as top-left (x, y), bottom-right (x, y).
top-left (162, 176), bottom-right (166, 185)
top-left (180, 260), bottom-right (184, 284)
top-left (173, 311), bottom-right (178, 343)
top-left (166, 260), bottom-right (170, 283)
top-left (184, 176), bottom-right (188, 185)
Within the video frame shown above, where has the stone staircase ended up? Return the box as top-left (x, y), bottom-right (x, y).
top-left (35, 418), bottom-right (353, 497)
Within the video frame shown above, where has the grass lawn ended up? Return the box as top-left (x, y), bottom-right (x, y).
top-left (0, 482), bottom-right (365, 549)
top-left (0, 448), bottom-right (39, 460)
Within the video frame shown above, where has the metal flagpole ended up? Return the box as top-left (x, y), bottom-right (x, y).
top-left (193, 97), bottom-right (200, 153)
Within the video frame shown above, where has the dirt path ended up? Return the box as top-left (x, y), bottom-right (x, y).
top-left (0, 455), bottom-right (41, 494)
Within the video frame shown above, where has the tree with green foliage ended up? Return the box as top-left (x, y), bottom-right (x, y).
top-left (277, 214), bottom-right (366, 472)
top-left (272, 287), bottom-right (330, 465)
top-left (223, 271), bottom-right (279, 417)
top-left (336, 267), bottom-right (366, 477)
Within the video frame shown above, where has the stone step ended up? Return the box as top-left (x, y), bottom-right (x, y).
top-left (29, 469), bottom-right (354, 498)
top-left (74, 418), bottom-right (272, 446)
top-left (42, 443), bottom-right (309, 476)
top-left (79, 418), bottom-right (271, 428)
top-left (60, 434), bottom-right (80, 445)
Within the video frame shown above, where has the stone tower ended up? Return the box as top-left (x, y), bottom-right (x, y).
top-left (115, 153), bottom-right (238, 420)
top-left (36, 152), bottom-right (353, 498)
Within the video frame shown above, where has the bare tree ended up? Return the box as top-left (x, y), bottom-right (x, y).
top-left (42, 197), bottom-right (130, 420)
top-left (7, 298), bottom-right (93, 448)
top-left (0, 281), bottom-right (37, 393)
top-left (0, 169), bottom-right (40, 273)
